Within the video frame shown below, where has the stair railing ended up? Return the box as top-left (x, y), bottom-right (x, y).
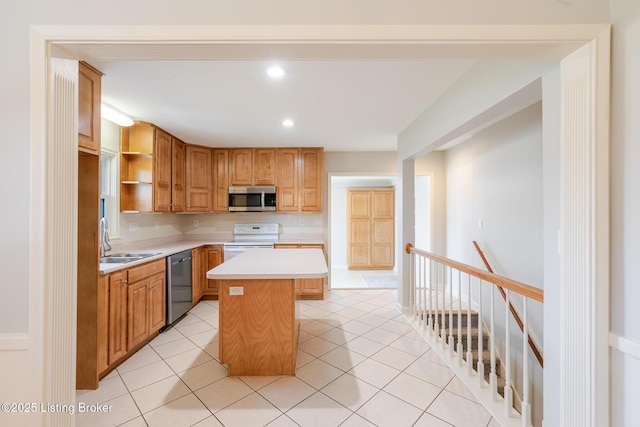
top-left (405, 243), bottom-right (544, 427)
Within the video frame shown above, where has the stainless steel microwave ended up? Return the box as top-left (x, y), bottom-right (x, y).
top-left (228, 186), bottom-right (277, 212)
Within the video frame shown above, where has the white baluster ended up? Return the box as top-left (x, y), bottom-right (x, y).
top-left (522, 299), bottom-right (532, 427)
top-left (428, 259), bottom-right (433, 331)
top-left (441, 264), bottom-right (447, 349)
top-left (467, 275), bottom-right (473, 376)
top-left (410, 252), bottom-right (415, 318)
top-left (477, 280), bottom-right (484, 387)
top-left (490, 286), bottom-right (498, 400)
top-left (448, 267), bottom-right (454, 356)
top-left (504, 290), bottom-right (513, 416)
top-left (434, 262), bottom-right (440, 339)
top-left (457, 270), bottom-right (463, 365)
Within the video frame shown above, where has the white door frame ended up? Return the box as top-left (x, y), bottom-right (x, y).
top-left (29, 24), bottom-right (610, 426)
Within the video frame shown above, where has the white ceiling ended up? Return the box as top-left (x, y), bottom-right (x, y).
top-left (93, 59), bottom-right (476, 151)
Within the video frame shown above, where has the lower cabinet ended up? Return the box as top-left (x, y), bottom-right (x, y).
top-left (204, 246), bottom-right (223, 298)
top-left (274, 244), bottom-right (325, 300)
top-left (102, 259), bottom-right (166, 374)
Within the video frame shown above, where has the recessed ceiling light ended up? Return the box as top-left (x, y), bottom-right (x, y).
top-left (267, 66), bottom-right (286, 78)
top-left (282, 119), bottom-right (295, 127)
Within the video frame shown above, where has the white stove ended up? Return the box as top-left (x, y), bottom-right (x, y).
top-left (223, 223), bottom-right (279, 261)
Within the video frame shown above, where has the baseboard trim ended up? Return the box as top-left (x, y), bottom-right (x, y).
top-left (609, 332), bottom-right (640, 361)
top-left (0, 333), bottom-right (29, 350)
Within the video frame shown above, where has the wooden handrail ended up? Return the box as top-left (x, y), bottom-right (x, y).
top-left (405, 243), bottom-right (544, 303)
top-left (472, 241), bottom-right (543, 368)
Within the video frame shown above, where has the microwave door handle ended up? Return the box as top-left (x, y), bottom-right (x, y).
top-left (261, 191), bottom-right (265, 209)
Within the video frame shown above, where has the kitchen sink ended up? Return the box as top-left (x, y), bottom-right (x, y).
top-left (100, 252), bottom-right (161, 264)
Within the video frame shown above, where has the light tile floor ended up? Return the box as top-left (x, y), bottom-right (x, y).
top-left (329, 269), bottom-right (397, 290)
top-left (77, 289), bottom-right (499, 427)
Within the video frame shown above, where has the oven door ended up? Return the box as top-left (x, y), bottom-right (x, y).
top-left (223, 243), bottom-right (274, 262)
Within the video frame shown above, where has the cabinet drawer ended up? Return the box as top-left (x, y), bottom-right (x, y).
top-left (128, 259), bottom-right (165, 283)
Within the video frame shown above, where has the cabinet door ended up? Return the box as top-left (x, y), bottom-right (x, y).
top-left (204, 247), bottom-right (222, 296)
top-left (185, 145), bottom-right (213, 212)
top-left (78, 62), bottom-right (102, 154)
top-left (147, 273), bottom-right (166, 333)
top-left (127, 279), bottom-right (149, 350)
top-left (154, 129), bottom-right (172, 212)
top-left (229, 148), bottom-right (253, 185)
top-left (253, 148), bottom-right (276, 185)
top-left (277, 148), bottom-right (298, 211)
top-left (371, 190), bottom-right (395, 268)
top-left (97, 274), bottom-right (109, 375)
top-left (300, 148), bottom-right (323, 212)
top-left (348, 190), bottom-right (372, 268)
top-left (212, 149), bottom-right (229, 212)
top-left (108, 271), bottom-right (128, 365)
top-left (191, 247), bottom-right (204, 303)
top-left (171, 138), bottom-right (185, 212)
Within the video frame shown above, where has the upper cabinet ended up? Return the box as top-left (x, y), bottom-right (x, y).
top-left (78, 62), bottom-right (103, 155)
top-left (185, 145), bottom-right (213, 212)
top-left (120, 122), bottom-right (185, 213)
top-left (212, 149), bottom-right (229, 212)
top-left (229, 148), bottom-right (276, 186)
top-left (276, 148), bottom-right (323, 213)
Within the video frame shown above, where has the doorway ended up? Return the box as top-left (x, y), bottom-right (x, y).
top-left (329, 175), bottom-right (398, 289)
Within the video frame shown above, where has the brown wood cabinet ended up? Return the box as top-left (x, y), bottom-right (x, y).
top-left (212, 149), bottom-right (229, 212)
top-left (203, 246), bottom-right (223, 298)
top-left (230, 148), bottom-right (276, 186)
top-left (108, 270), bottom-right (128, 365)
top-left (347, 188), bottom-right (395, 270)
top-left (171, 138), bottom-right (186, 212)
top-left (185, 145), bottom-right (213, 212)
top-left (101, 259), bottom-right (166, 375)
top-left (274, 244), bottom-right (325, 299)
top-left (78, 62), bottom-right (102, 154)
top-left (191, 247), bottom-right (205, 303)
top-left (121, 122), bottom-right (186, 213)
top-left (276, 148), bottom-right (323, 212)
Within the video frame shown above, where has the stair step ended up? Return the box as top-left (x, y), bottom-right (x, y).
top-left (416, 311), bottom-right (479, 328)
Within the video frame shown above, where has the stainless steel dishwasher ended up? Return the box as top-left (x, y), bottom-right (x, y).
top-left (166, 249), bottom-right (192, 327)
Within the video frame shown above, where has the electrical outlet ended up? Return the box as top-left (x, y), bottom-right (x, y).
top-left (193, 219), bottom-right (199, 228)
top-left (229, 286), bottom-right (244, 296)
top-left (155, 221), bottom-right (160, 230)
top-left (300, 218), bottom-right (305, 226)
top-left (129, 222), bottom-right (138, 232)
top-left (477, 219), bottom-right (483, 230)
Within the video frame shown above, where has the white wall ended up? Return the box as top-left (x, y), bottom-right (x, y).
top-left (610, 1), bottom-right (640, 425)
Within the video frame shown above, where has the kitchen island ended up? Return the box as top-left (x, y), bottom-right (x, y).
top-left (206, 248), bottom-right (328, 376)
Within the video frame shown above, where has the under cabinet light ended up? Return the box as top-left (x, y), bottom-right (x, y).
top-left (267, 66), bottom-right (286, 78)
top-left (282, 119), bottom-right (295, 127)
top-left (101, 103), bottom-right (134, 127)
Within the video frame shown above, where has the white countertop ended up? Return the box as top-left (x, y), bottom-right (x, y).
top-left (99, 236), bottom-right (325, 275)
top-left (206, 248), bottom-right (328, 280)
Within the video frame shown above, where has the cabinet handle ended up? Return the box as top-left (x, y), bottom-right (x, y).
top-left (122, 279), bottom-right (128, 284)
top-left (148, 285), bottom-right (155, 289)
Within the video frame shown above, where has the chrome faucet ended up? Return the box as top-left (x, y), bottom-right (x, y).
top-left (99, 217), bottom-right (112, 257)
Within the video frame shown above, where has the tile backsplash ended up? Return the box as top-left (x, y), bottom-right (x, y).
top-left (117, 211), bottom-right (325, 245)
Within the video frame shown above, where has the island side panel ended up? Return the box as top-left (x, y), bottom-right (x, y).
top-left (219, 279), bottom-right (298, 376)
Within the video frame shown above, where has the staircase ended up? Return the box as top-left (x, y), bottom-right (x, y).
top-left (424, 311), bottom-right (508, 398)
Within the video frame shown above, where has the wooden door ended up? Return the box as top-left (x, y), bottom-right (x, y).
top-left (191, 247), bottom-right (204, 303)
top-left (212, 149), bottom-right (229, 212)
top-left (229, 148), bottom-right (253, 185)
top-left (108, 271), bottom-right (128, 365)
top-left (371, 190), bottom-right (395, 269)
top-left (78, 62), bottom-right (102, 154)
top-left (204, 247), bottom-right (223, 296)
top-left (127, 279), bottom-right (149, 350)
top-left (147, 273), bottom-right (166, 333)
top-left (185, 145), bottom-right (212, 212)
top-left (277, 148), bottom-right (299, 211)
top-left (96, 274), bottom-right (109, 375)
top-left (153, 129), bottom-right (172, 212)
top-left (171, 138), bottom-right (185, 212)
top-left (253, 148), bottom-right (276, 185)
top-left (347, 188), bottom-right (395, 270)
top-left (300, 148), bottom-right (323, 212)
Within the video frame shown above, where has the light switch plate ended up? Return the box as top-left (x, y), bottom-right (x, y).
top-left (229, 286), bottom-right (244, 296)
